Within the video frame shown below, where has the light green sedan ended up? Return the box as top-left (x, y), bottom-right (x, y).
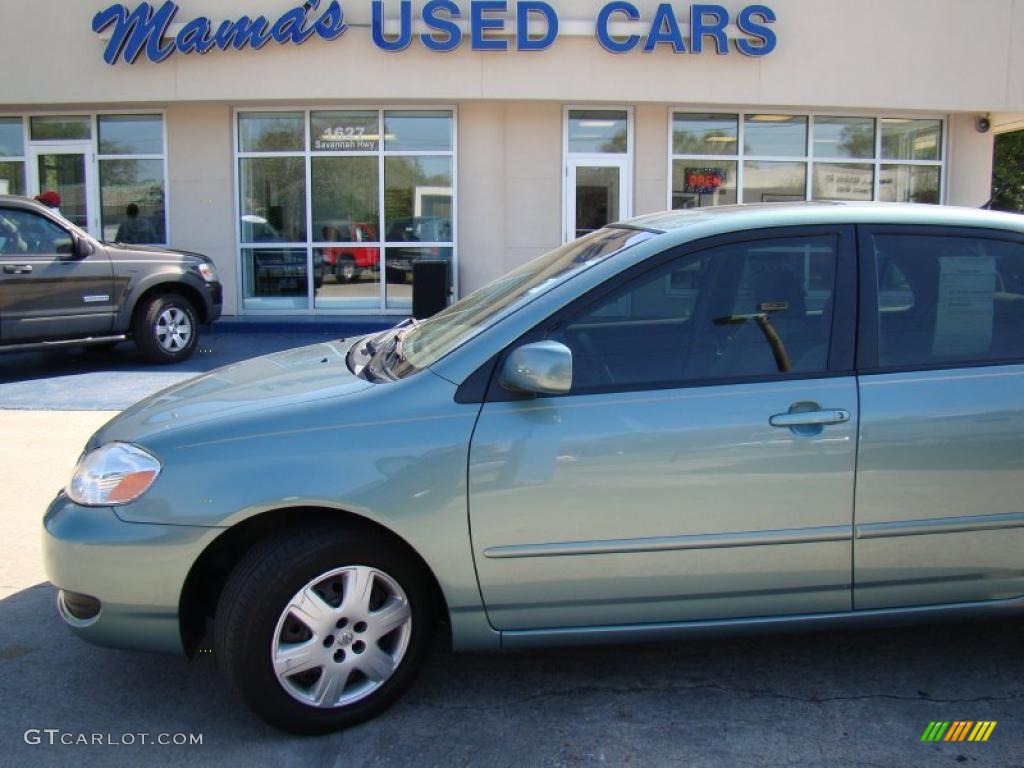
top-left (44, 203), bottom-right (1024, 733)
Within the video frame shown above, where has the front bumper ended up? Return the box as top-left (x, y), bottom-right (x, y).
top-left (205, 281), bottom-right (223, 323)
top-left (43, 492), bottom-right (221, 655)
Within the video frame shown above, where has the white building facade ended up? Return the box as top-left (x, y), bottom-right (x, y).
top-left (1, 0), bottom-right (1022, 316)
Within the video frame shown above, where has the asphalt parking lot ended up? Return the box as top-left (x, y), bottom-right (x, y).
top-left (1, 327), bottom-right (1023, 766)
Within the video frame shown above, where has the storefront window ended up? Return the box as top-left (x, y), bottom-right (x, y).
top-left (0, 162), bottom-right (24, 195)
top-left (30, 115), bottom-right (91, 141)
top-left (311, 156), bottom-right (379, 239)
top-left (0, 118), bottom-right (24, 196)
top-left (743, 160), bottom-right (807, 203)
top-left (312, 111), bottom-right (379, 152)
top-left (879, 165), bottom-right (941, 204)
top-left (242, 248), bottom-right (308, 310)
top-left (98, 115), bottom-right (163, 155)
top-left (813, 116), bottom-right (875, 159)
top-left (237, 108), bottom-right (456, 312)
top-left (239, 112), bottom-right (305, 153)
top-left (315, 245), bottom-right (381, 309)
top-left (96, 113), bottom-right (168, 244)
top-left (671, 161), bottom-right (737, 208)
top-left (813, 163), bottom-right (874, 201)
top-left (99, 159), bottom-right (166, 243)
top-left (672, 113), bottom-right (738, 156)
top-left (384, 111), bottom-right (453, 152)
top-left (671, 112), bottom-right (944, 208)
top-left (568, 110), bottom-right (628, 154)
top-left (239, 157), bottom-right (306, 242)
top-left (744, 114), bottom-right (807, 157)
top-left (881, 119), bottom-right (942, 161)
top-left (0, 118), bottom-right (24, 157)
top-left (386, 247), bottom-right (452, 309)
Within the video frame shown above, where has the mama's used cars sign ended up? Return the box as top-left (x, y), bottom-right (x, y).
top-left (93, 1), bottom-right (777, 64)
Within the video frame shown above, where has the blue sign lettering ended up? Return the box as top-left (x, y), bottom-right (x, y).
top-left (736, 4), bottom-right (777, 56)
top-left (596, 2), bottom-right (641, 54)
top-left (372, 0), bottom-right (412, 50)
top-left (421, 0), bottom-right (463, 51)
top-left (92, 2), bottom-right (777, 64)
top-left (517, 2), bottom-right (558, 51)
top-left (93, 0), bottom-right (347, 64)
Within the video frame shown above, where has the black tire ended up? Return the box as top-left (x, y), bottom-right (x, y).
top-left (132, 293), bottom-right (199, 364)
top-left (214, 524), bottom-right (437, 735)
top-left (336, 256), bottom-right (359, 283)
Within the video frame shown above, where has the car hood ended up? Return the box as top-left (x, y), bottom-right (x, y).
top-left (105, 242), bottom-right (212, 264)
top-left (90, 339), bottom-right (373, 447)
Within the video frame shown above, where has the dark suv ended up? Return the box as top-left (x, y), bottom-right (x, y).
top-left (0, 196), bottom-right (221, 363)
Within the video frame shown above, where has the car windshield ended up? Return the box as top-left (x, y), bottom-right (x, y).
top-left (389, 227), bottom-right (654, 375)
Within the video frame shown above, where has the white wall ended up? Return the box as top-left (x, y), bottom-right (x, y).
top-left (0, 0), bottom-right (1021, 112)
top-left (166, 104), bottom-right (239, 312)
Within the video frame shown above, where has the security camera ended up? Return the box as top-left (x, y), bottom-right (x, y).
top-left (976, 115), bottom-right (992, 133)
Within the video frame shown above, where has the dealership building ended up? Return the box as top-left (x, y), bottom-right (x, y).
top-left (0, 0), bottom-right (1022, 317)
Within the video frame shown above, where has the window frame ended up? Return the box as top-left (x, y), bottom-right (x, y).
top-left (667, 109), bottom-right (948, 209)
top-left (0, 110), bottom-right (169, 244)
top-left (856, 223), bottom-right (1024, 374)
top-left (562, 105), bottom-right (635, 245)
top-left (232, 105), bottom-right (458, 315)
top-left (481, 224), bottom-right (858, 403)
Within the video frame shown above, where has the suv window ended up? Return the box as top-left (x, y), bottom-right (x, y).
top-left (872, 233), bottom-right (1024, 367)
top-left (0, 208), bottom-right (73, 255)
top-left (547, 235), bottom-right (839, 393)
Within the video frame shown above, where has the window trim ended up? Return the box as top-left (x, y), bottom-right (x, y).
top-left (856, 223), bottom-right (1024, 374)
top-left (666, 108), bottom-right (948, 209)
top-left (481, 224), bottom-right (858, 403)
top-left (232, 104), bottom-right (458, 315)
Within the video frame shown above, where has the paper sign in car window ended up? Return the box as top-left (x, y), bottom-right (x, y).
top-left (932, 250), bottom-right (996, 357)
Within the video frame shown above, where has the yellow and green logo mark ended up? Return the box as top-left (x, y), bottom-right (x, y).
top-left (921, 721), bottom-right (997, 742)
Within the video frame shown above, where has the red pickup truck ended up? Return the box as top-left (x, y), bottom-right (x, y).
top-left (318, 221), bottom-right (379, 283)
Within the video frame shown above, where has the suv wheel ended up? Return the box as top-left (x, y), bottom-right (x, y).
top-left (214, 525), bottom-right (436, 734)
top-left (133, 293), bottom-right (198, 363)
top-left (337, 256), bottom-right (358, 283)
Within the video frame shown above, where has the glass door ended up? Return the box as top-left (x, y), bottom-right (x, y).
top-left (29, 143), bottom-right (97, 235)
top-left (566, 158), bottom-right (630, 241)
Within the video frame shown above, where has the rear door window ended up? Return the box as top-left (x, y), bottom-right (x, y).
top-left (870, 232), bottom-right (1024, 367)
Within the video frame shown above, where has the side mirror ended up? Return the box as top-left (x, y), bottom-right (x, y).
top-left (66, 234), bottom-right (94, 259)
top-left (500, 341), bottom-right (573, 396)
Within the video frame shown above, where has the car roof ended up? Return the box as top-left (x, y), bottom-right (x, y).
top-left (0, 194), bottom-right (44, 209)
top-left (620, 202), bottom-right (1024, 240)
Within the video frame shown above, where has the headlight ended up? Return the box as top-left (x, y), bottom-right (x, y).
top-left (196, 262), bottom-right (218, 283)
top-left (66, 443), bottom-right (161, 506)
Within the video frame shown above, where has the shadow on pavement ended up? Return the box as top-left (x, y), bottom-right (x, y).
top-left (0, 328), bottom-right (383, 411)
top-left (2, 582), bottom-right (1022, 767)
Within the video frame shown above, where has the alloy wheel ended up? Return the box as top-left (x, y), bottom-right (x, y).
top-left (271, 566), bottom-right (413, 709)
top-left (155, 307), bottom-right (193, 352)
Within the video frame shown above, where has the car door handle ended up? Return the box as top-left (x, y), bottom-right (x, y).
top-left (770, 409), bottom-right (851, 428)
top-left (3, 264), bottom-right (32, 274)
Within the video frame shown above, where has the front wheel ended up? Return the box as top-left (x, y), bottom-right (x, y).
top-left (336, 256), bottom-right (359, 283)
top-left (214, 526), bottom-right (436, 734)
top-left (132, 293), bottom-right (198, 363)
